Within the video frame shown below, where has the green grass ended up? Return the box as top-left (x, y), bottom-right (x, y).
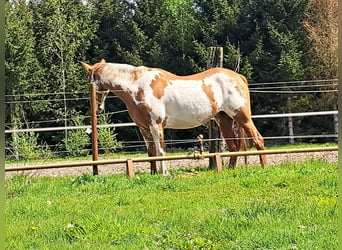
top-left (264, 142), bottom-right (337, 150)
top-left (6, 159), bottom-right (337, 249)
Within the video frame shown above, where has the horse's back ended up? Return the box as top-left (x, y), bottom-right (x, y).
top-left (153, 67), bottom-right (245, 82)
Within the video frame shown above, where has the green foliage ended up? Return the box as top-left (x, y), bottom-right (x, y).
top-left (5, 160), bottom-right (337, 249)
top-left (63, 130), bottom-right (90, 157)
top-left (62, 117), bottom-right (90, 157)
top-left (5, 0), bottom-right (98, 155)
top-left (8, 132), bottom-right (52, 161)
top-left (98, 114), bottom-right (122, 154)
top-left (5, 1), bottom-right (46, 129)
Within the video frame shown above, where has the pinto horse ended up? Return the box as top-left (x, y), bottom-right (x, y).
top-left (81, 59), bottom-right (266, 175)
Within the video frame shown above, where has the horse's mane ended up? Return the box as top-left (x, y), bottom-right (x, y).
top-left (95, 63), bottom-right (149, 84)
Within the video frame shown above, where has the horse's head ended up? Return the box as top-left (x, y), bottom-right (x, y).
top-left (95, 90), bottom-right (109, 113)
top-left (81, 59), bottom-right (109, 113)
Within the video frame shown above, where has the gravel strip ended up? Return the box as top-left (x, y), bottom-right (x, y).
top-left (5, 151), bottom-right (337, 179)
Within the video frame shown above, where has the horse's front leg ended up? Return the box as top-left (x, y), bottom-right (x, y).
top-left (139, 128), bottom-right (157, 174)
top-left (149, 123), bottom-right (168, 176)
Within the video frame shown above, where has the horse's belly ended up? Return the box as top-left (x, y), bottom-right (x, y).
top-left (160, 88), bottom-right (217, 129)
top-left (164, 106), bottom-right (213, 129)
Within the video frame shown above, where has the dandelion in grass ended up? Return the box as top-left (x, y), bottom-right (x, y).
top-left (67, 223), bottom-right (75, 230)
top-left (31, 226), bottom-right (38, 232)
top-left (65, 222), bottom-right (86, 235)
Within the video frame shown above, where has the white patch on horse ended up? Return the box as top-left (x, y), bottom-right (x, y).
top-left (161, 79), bottom-right (213, 128)
top-left (205, 73), bottom-right (246, 117)
top-left (134, 70), bottom-right (162, 106)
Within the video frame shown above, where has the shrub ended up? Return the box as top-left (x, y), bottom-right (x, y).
top-left (63, 117), bottom-right (90, 157)
top-left (8, 131), bottom-right (51, 161)
top-left (98, 114), bottom-right (122, 154)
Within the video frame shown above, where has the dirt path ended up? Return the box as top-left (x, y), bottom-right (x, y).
top-left (5, 151), bottom-right (337, 179)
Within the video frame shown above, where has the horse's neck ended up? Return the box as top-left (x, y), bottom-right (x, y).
top-left (102, 63), bottom-right (147, 89)
top-left (101, 64), bottom-right (150, 106)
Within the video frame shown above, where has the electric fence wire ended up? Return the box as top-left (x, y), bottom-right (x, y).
top-left (4, 78), bottom-right (338, 127)
top-left (5, 79), bottom-right (338, 98)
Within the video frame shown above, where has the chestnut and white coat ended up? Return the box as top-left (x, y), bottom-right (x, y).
top-left (82, 59), bottom-right (266, 175)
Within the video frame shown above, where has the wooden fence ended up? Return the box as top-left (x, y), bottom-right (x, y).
top-left (5, 146), bottom-right (338, 178)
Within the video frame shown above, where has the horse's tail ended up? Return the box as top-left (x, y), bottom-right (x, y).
top-left (239, 74), bottom-right (248, 85)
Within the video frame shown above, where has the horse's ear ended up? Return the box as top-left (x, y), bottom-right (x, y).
top-left (100, 58), bottom-right (106, 64)
top-left (80, 61), bottom-right (92, 72)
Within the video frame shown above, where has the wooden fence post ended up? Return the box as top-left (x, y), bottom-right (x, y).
top-left (207, 47), bottom-right (223, 169)
top-left (90, 83), bottom-right (99, 175)
top-left (214, 154), bottom-right (223, 172)
top-left (126, 159), bottom-right (135, 178)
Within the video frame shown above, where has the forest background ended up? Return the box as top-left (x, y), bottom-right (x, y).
top-left (4, 0), bottom-right (338, 159)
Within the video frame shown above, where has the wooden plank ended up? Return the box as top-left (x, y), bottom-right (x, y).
top-left (5, 146), bottom-right (338, 172)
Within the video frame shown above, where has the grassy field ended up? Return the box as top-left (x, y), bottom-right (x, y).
top-left (6, 159), bottom-right (337, 249)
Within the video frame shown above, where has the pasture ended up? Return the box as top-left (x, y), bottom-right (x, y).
top-left (6, 159), bottom-right (337, 249)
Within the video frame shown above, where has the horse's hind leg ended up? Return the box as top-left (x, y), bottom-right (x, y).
top-left (215, 111), bottom-right (240, 168)
top-left (234, 109), bottom-right (267, 167)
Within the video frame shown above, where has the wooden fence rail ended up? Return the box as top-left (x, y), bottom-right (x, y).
top-left (5, 146), bottom-right (338, 178)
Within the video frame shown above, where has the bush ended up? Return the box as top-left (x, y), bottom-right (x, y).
top-left (63, 117), bottom-right (90, 157)
top-left (98, 114), bottom-right (122, 154)
top-left (8, 131), bottom-right (51, 161)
